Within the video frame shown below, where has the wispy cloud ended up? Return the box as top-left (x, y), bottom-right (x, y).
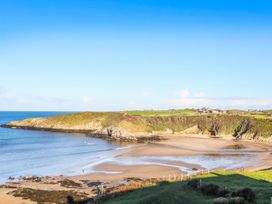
top-left (180, 88), bottom-right (190, 98)
top-left (1, 86), bottom-right (272, 111)
top-left (82, 96), bottom-right (93, 107)
top-left (171, 89), bottom-right (272, 109)
top-left (194, 91), bottom-right (206, 98)
top-left (0, 87), bottom-right (95, 111)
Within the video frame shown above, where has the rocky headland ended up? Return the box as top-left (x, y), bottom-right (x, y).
top-left (1, 109), bottom-right (272, 143)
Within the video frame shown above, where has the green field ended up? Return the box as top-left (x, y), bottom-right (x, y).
top-left (104, 170), bottom-right (272, 204)
top-left (125, 109), bottom-right (200, 116)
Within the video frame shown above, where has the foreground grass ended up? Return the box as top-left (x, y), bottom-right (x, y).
top-left (104, 171), bottom-right (272, 204)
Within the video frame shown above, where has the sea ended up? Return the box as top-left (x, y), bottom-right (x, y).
top-left (0, 111), bottom-right (121, 183)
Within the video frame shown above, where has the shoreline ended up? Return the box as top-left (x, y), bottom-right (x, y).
top-left (0, 124), bottom-right (164, 143)
top-left (2, 123), bottom-right (272, 144)
top-left (1, 135), bottom-right (271, 203)
top-left (1, 126), bottom-right (271, 181)
top-left (1, 126), bottom-right (272, 183)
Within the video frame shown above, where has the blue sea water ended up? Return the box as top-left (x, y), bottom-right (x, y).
top-left (0, 112), bottom-right (120, 183)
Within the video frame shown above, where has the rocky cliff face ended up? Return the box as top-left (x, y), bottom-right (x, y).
top-left (3, 112), bottom-right (272, 142)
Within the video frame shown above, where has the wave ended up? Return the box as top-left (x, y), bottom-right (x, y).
top-left (84, 141), bottom-right (95, 145)
top-left (115, 145), bottom-right (132, 150)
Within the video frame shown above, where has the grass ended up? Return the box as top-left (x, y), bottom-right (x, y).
top-left (104, 170), bottom-right (272, 204)
top-left (46, 112), bottom-right (123, 127)
top-left (125, 109), bottom-right (200, 117)
top-left (227, 110), bottom-right (272, 120)
top-left (245, 113), bottom-right (272, 120)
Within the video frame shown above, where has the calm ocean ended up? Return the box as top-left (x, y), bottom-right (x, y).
top-left (0, 112), bottom-right (120, 183)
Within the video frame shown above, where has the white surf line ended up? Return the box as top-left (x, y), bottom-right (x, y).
top-left (84, 141), bottom-right (96, 145)
top-left (101, 156), bottom-right (195, 174)
top-left (98, 154), bottom-right (262, 175)
top-left (80, 144), bottom-right (134, 174)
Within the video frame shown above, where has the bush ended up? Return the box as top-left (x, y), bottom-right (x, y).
top-left (218, 189), bottom-right (230, 197)
top-left (232, 187), bottom-right (256, 201)
top-left (187, 179), bottom-right (201, 189)
top-left (67, 196), bottom-right (95, 204)
top-left (159, 180), bottom-right (170, 186)
top-left (200, 183), bottom-right (220, 196)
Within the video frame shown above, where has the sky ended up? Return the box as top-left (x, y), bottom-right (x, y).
top-left (0, 0), bottom-right (272, 111)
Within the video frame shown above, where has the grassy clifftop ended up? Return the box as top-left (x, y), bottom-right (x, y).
top-left (103, 170), bottom-right (272, 204)
top-left (5, 109), bottom-right (272, 141)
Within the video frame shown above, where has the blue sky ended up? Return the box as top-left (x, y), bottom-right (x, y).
top-left (0, 0), bottom-right (272, 111)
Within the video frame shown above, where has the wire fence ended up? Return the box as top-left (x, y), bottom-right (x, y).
top-left (140, 167), bottom-right (246, 184)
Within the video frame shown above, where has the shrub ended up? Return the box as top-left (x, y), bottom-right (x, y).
top-left (200, 183), bottom-right (220, 196)
top-left (187, 179), bottom-right (200, 189)
top-left (159, 180), bottom-right (170, 186)
top-left (232, 187), bottom-right (256, 201)
top-left (218, 189), bottom-right (230, 197)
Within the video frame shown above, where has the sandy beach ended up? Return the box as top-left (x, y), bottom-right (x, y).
top-left (75, 135), bottom-right (272, 181)
top-left (1, 135), bottom-right (271, 203)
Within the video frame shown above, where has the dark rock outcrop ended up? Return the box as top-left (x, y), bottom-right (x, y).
top-left (233, 120), bottom-right (251, 139)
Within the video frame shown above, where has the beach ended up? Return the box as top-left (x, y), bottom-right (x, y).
top-left (73, 135), bottom-right (272, 181)
top-left (1, 134), bottom-right (271, 203)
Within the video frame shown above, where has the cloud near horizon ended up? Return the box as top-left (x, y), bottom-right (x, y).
top-left (171, 89), bottom-right (272, 109)
top-left (0, 87), bottom-right (96, 111)
top-left (1, 87), bottom-right (272, 111)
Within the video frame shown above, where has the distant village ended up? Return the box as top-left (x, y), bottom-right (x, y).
top-left (196, 108), bottom-right (227, 114)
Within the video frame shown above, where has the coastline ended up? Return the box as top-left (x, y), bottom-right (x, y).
top-left (1, 134), bottom-right (271, 203)
top-left (0, 124), bottom-right (164, 143)
top-left (1, 124), bottom-right (272, 180)
top-left (2, 123), bottom-right (272, 144)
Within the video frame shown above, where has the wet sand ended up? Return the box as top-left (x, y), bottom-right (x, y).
top-left (72, 165), bottom-right (182, 184)
top-left (75, 135), bottom-right (271, 182)
top-left (121, 135), bottom-right (267, 157)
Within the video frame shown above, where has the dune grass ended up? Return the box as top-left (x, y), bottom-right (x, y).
top-left (104, 170), bottom-right (272, 204)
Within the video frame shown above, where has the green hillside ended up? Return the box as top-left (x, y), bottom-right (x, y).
top-left (104, 170), bottom-right (272, 204)
top-left (6, 109), bottom-right (272, 141)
